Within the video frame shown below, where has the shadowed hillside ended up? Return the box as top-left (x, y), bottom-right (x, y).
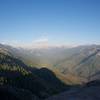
top-left (46, 80), bottom-right (100, 100)
top-left (0, 47), bottom-right (72, 99)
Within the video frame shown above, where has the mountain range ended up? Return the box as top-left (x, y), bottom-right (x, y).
top-left (0, 43), bottom-right (100, 100)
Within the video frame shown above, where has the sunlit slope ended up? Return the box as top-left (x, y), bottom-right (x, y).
top-left (53, 45), bottom-right (100, 81)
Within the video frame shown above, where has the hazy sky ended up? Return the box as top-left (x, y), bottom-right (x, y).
top-left (0, 0), bottom-right (100, 46)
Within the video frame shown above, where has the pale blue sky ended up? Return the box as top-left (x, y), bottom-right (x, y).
top-left (0, 0), bottom-right (100, 46)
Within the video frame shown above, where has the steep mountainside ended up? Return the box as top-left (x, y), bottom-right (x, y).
top-left (53, 45), bottom-right (100, 81)
top-left (0, 45), bottom-right (72, 99)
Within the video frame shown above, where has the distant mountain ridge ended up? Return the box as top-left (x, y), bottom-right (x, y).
top-left (0, 43), bottom-right (100, 83)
